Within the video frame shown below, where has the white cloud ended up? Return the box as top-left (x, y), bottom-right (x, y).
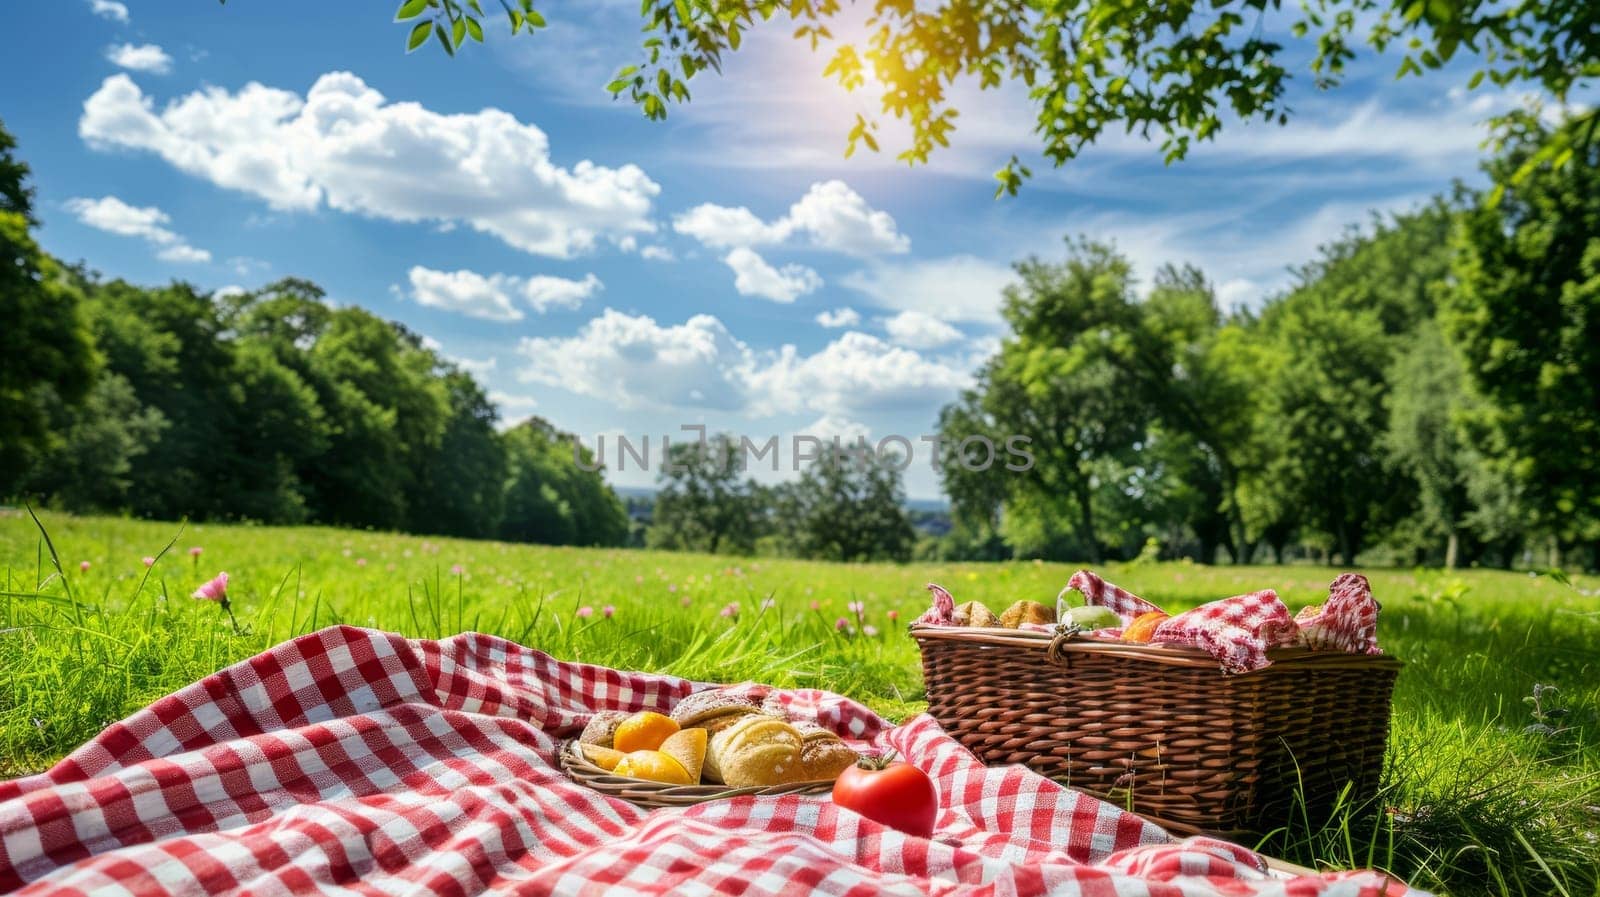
top-left (815, 307), bottom-right (861, 328)
top-left (490, 391), bottom-right (539, 417)
top-left (89, 0), bottom-right (128, 23)
top-left (842, 255), bottom-right (1016, 325)
top-left (404, 266), bottom-right (601, 321)
top-left (750, 331), bottom-right (972, 417)
top-left (157, 244), bottom-right (211, 263)
top-left (673, 204), bottom-right (785, 249)
top-left (784, 180), bottom-right (910, 255)
top-left (672, 180), bottom-right (908, 257)
top-left (883, 310), bottom-right (963, 349)
top-left (213, 284), bottom-right (247, 300)
top-left (79, 72), bottom-right (659, 258)
top-left (517, 310), bottom-right (971, 418)
top-left (451, 355), bottom-right (498, 378)
top-left (106, 43), bottom-right (172, 74)
top-left (640, 245), bottom-right (675, 262)
top-left (407, 267), bottom-right (522, 322)
top-left (519, 310), bottom-right (757, 411)
top-left (65, 195), bottom-right (210, 263)
top-left (799, 414), bottom-right (871, 446)
top-left (723, 248), bottom-right (822, 303)
top-left (522, 272), bottom-right (603, 312)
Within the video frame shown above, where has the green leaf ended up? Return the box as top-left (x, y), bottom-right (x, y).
top-left (728, 24), bottom-right (741, 50)
top-left (465, 15), bottom-right (484, 41)
top-left (1466, 69), bottom-right (1485, 90)
top-left (452, 16), bottom-right (467, 46)
top-left (396, 0), bottom-right (429, 21)
top-left (606, 79), bottom-right (631, 94)
top-left (407, 20), bottom-right (432, 50)
top-left (436, 22), bottom-right (456, 55)
top-left (526, 8), bottom-right (545, 27)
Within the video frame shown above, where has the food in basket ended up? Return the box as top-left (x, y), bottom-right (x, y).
top-left (954, 600), bottom-right (1001, 627)
top-left (704, 714), bottom-right (804, 787)
top-left (614, 749), bottom-right (693, 785)
top-left (579, 743), bottom-right (626, 771)
top-left (614, 711), bottom-right (680, 752)
top-left (1065, 605), bottom-right (1122, 630)
top-left (787, 723), bottom-right (861, 783)
top-left (1121, 610), bottom-right (1169, 643)
top-left (660, 728), bottom-right (709, 784)
top-left (672, 689), bottom-right (760, 731)
top-left (579, 710), bottom-right (630, 748)
top-left (999, 599), bottom-right (1054, 628)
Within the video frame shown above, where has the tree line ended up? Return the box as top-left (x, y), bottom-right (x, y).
top-left (0, 123), bottom-right (628, 546)
top-left (937, 117), bottom-right (1598, 570)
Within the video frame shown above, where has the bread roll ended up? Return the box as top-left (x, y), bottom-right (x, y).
top-left (999, 599), bottom-right (1055, 628)
top-left (704, 715), bottom-right (803, 787)
top-left (578, 710), bottom-right (629, 748)
top-left (954, 600), bottom-right (1001, 628)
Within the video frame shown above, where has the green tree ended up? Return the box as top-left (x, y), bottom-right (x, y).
top-left (0, 122), bottom-right (96, 495)
top-left (22, 374), bottom-right (167, 513)
top-left (501, 418), bottom-right (629, 547)
top-left (378, 0), bottom-right (1596, 194)
top-left (773, 443), bottom-right (915, 562)
top-left (1444, 116), bottom-right (1600, 559)
top-left (941, 240), bottom-right (1148, 563)
top-left (1384, 322), bottom-right (1494, 568)
top-left (408, 369), bottom-right (508, 538)
top-left (647, 434), bottom-right (770, 555)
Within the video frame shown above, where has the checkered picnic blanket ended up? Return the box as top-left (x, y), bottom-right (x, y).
top-left (0, 626), bottom-right (1415, 895)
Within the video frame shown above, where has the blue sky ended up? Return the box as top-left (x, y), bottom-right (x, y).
top-left (6, 1), bottom-right (1515, 498)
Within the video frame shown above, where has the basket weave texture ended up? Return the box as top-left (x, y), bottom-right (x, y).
top-left (911, 625), bottom-right (1402, 837)
top-left (559, 741), bottom-right (837, 808)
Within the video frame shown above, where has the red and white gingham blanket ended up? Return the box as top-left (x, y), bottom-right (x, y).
top-left (0, 626), bottom-right (1414, 895)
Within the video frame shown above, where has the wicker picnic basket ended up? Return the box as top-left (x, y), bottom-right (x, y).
top-left (559, 740), bottom-right (837, 808)
top-left (910, 625), bottom-right (1402, 837)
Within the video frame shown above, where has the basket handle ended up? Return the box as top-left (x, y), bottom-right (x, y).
top-left (1044, 630), bottom-right (1077, 669)
top-left (1054, 583), bottom-right (1087, 622)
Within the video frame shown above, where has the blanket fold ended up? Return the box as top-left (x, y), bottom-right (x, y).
top-left (0, 625), bottom-right (1413, 895)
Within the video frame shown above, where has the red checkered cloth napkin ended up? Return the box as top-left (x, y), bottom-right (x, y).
top-left (0, 626), bottom-right (1414, 895)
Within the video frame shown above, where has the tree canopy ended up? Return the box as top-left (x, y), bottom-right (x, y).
top-left (375, 0), bottom-right (1597, 194)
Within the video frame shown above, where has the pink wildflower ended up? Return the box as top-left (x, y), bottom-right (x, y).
top-left (450, 564), bottom-right (464, 575)
top-left (720, 602), bottom-right (739, 619)
top-left (602, 605), bottom-right (615, 619)
top-left (141, 556), bottom-right (155, 568)
top-left (847, 600), bottom-right (865, 615)
top-left (809, 600), bottom-right (821, 611)
top-left (668, 583), bottom-right (678, 593)
top-left (79, 561), bottom-right (91, 573)
top-left (192, 572), bottom-right (229, 603)
top-left (680, 596), bottom-right (692, 608)
top-left (864, 625), bottom-right (880, 637)
top-left (835, 617), bottom-right (850, 632)
top-left (356, 558), bottom-right (367, 567)
top-left (886, 609), bottom-right (900, 622)
top-left (189, 547), bottom-right (202, 558)
top-left (576, 606), bottom-right (594, 618)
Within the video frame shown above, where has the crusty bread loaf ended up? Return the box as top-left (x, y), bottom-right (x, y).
top-left (954, 600), bottom-right (1001, 628)
top-left (703, 715), bottom-right (803, 787)
top-left (999, 599), bottom-right (1055, 628)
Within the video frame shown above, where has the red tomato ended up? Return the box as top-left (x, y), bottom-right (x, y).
top-left (831, 756), bottom-right (938, 839)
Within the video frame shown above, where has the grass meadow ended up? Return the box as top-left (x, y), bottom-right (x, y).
top-left (2, 510), bottom-right (1597, 896)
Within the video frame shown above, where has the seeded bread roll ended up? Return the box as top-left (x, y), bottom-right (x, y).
top-left (703, 715), bottom-right (804, 787)
top-left (671, 690), bottom-right (760, 728)
top-left (578, 710), bottom-right (629, 748)
top-left (954, 600), bottom-right (1002, 628)
top-left (999, 599), bottom-right (1055, 628)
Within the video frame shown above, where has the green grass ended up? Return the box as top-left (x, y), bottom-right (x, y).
top-left (2, 510), bottom-right (1597, 896)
